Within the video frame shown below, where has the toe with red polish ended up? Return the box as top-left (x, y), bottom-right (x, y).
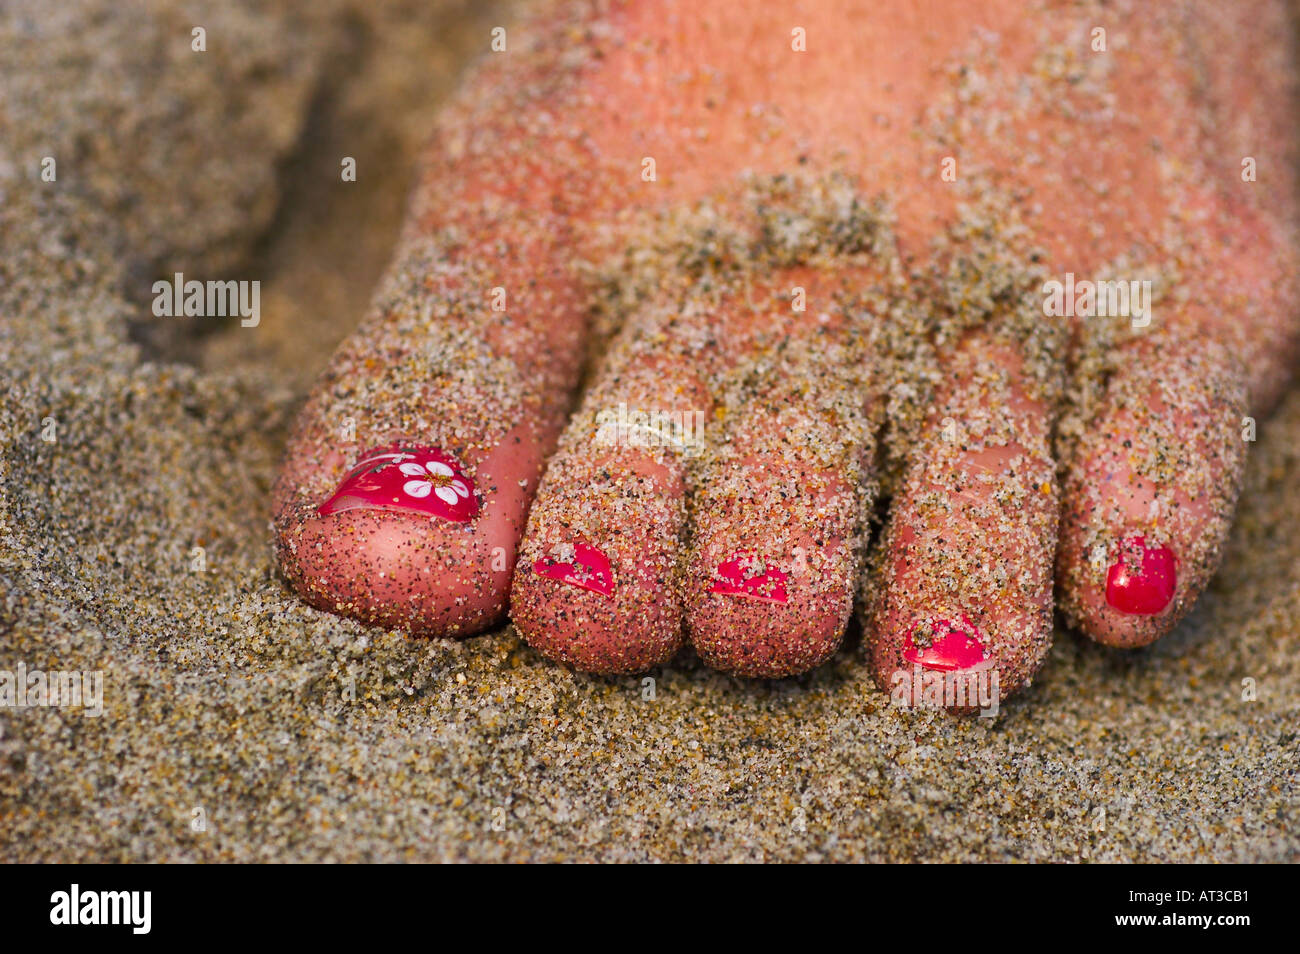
top-left (710, 551), bottom-right (789, 604)
top-left (532, 542), bottom-right (615, 597)
top-left (318, 444), bottom-right (480, 521)
top-left (902, 616), bottom-right (990, 672)
top-left (1105, 535), bottom-right (1177, 615)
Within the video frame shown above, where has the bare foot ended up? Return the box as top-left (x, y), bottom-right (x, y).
top-left (274, 0), bottom-right (1300, 708)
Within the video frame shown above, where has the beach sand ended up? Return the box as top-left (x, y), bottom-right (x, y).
top-left (1, 0), bottom-right (1297, 862)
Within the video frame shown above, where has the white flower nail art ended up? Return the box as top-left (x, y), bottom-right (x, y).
top-left (319, 445), bottom-right (480, 522)
top-left (400, 460), bottom-right (471, 505)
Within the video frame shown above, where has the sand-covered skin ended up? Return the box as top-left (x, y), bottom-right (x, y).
top-left (514, 176), bottom-right (888, 676)
top-left (2, 0), bottom-right (1299, 862)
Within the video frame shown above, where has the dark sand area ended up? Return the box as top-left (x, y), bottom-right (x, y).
top-left (1, 0), bottom-right (1297, 862)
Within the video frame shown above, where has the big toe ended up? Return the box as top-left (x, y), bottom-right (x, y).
top-left (275, 424), bottom-right (545, 636)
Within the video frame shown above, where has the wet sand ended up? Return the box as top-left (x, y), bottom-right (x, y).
top-left (1, 0), bottom-right (1297, 862)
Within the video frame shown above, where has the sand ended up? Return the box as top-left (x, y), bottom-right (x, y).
top-left (1, 0), bottom-right (1297, 862)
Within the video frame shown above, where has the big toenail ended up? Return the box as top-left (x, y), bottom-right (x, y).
top-left (902, 616), bottom-right (989, 672)
top-left (318, 444), bottom-right (480, 521)
top-left (1105, 535), bottom-right (1176, 615)
top-left (710, 552), bottom-right (789, 603)
top-left (532, 542), bottom-right (614, 597)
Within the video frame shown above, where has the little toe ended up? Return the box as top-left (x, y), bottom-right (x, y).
top-left (1057, 330), bottom-right (1247, 648)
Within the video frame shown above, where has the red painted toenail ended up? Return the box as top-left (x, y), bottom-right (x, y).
top-left (710, 552), bottom-right (789, 603)
top-left (903, 616), bottom-right (989, 672)
top-left (533, 543), bottom-right (614, 597)
top-left (318, 444), bottom-right (480, 521)
top-left (1105, 535), bottom-right (1176, 615)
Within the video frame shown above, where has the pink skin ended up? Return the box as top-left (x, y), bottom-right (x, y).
top-left (1056, 334), bottom-right (1243, 647)
top-left (677, 288), bottom-right (872, 679)
top-left (872, 335), bottom-right (1058, 702)
top-left (687, 448), bottom-right (858, 679)
top-left (680, 271), bottom-right (877, 679)
top-left (272, 22), bottom-right (597, 637)
top-left (510, 448), bottom-right (688, 673)
top-left (1055, 0), bottom-right (1300, 649)
top-left (1057, 211), bottom-right (1296, 648)
top-left (511, 351), bottom-right (708, 673)
top-left (274, 0), bottom-right (1299, 704)
top-left (516, 391), bottom-right (861, 679)
top-left (516, 265), bottom-right (873, 678)
top-left (275, 423), bottom-right (545, 635)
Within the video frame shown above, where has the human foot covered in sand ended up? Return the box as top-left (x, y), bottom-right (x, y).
top-left (273, 0), bottom-right (1299, 707)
